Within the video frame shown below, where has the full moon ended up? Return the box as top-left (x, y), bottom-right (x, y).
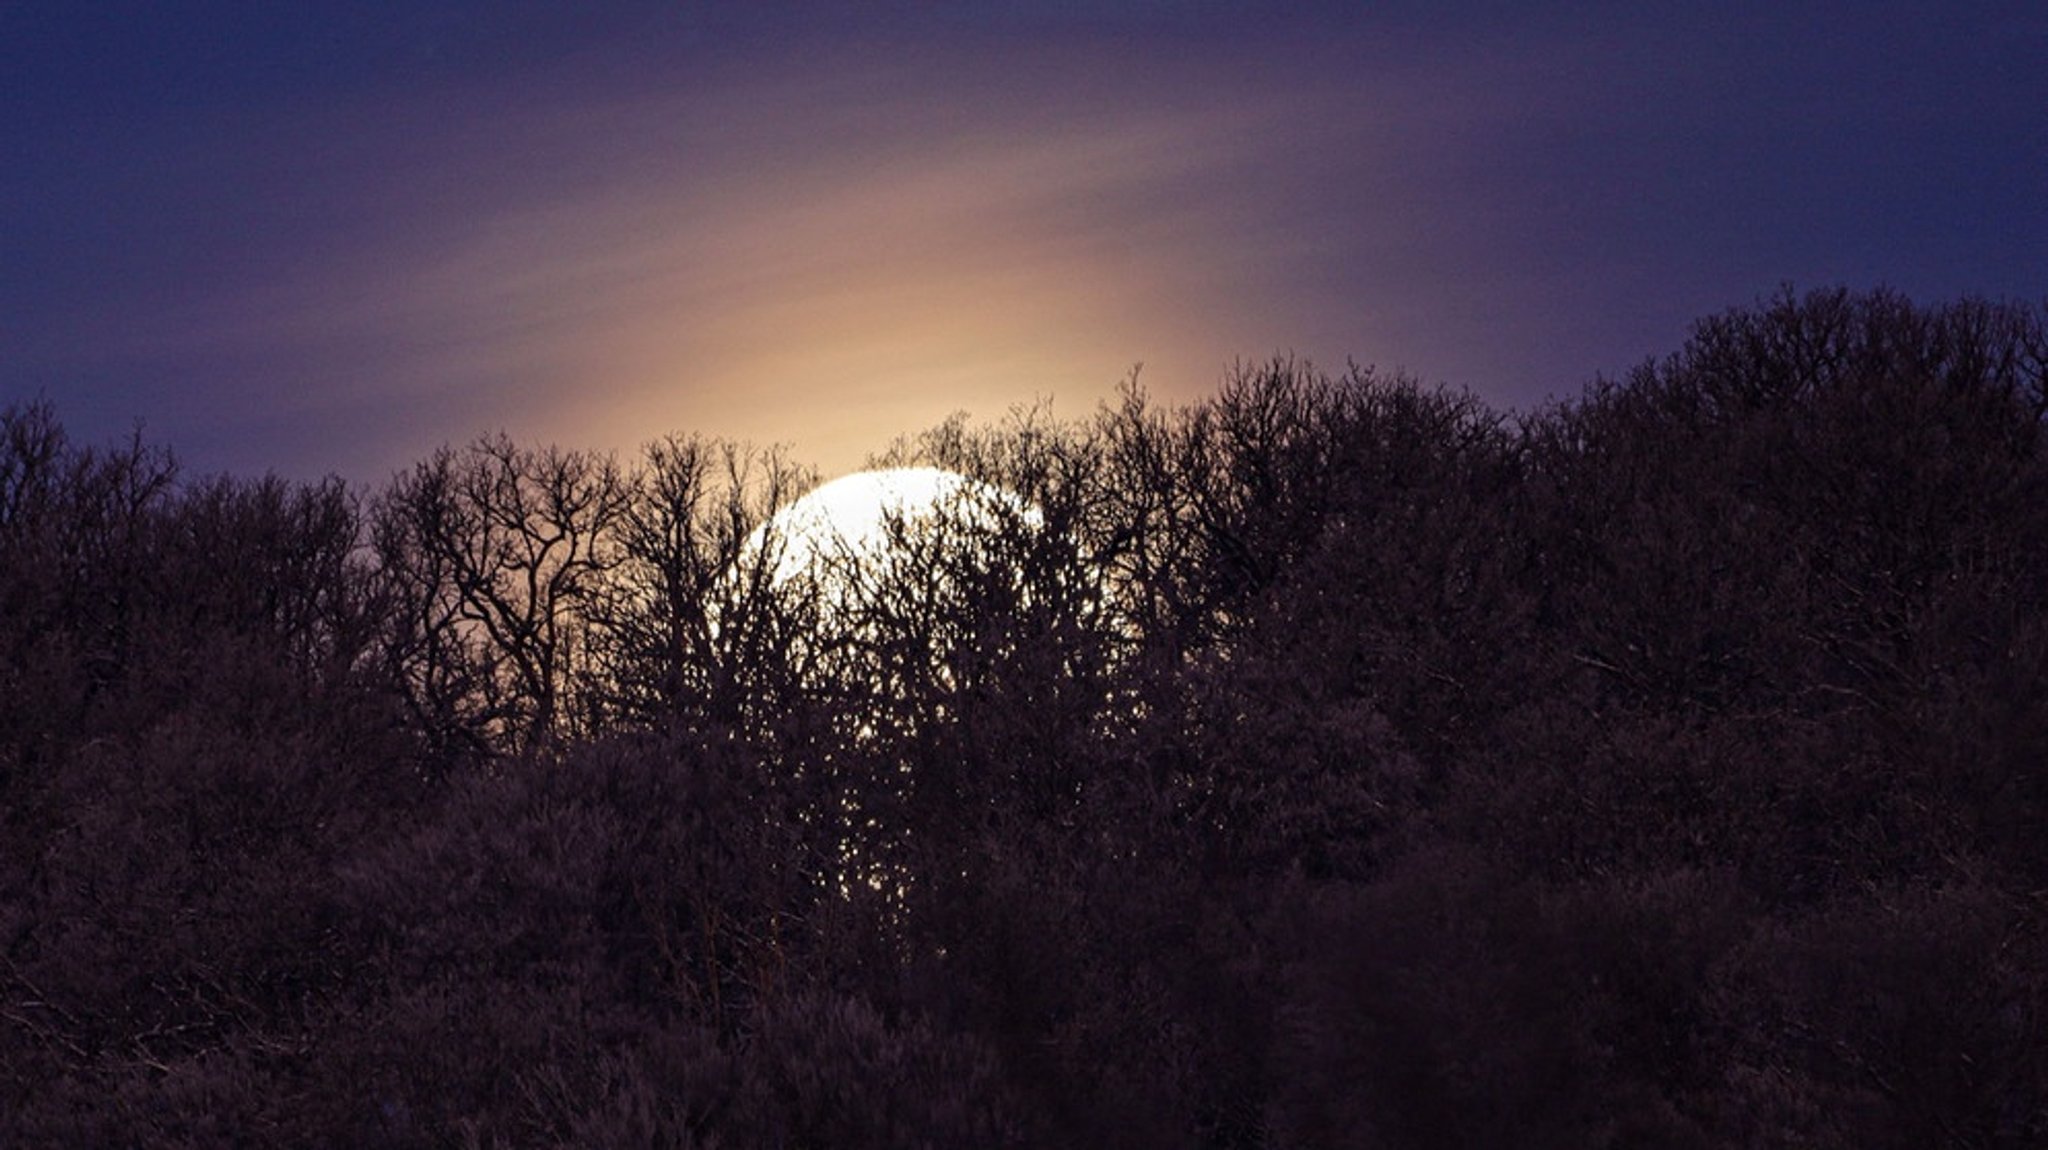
top-left (747, 467), bottom-right (1032, 590)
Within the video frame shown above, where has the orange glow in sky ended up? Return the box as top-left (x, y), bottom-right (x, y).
top-left (9, 8), bottom-right (2042, 483)
top-left (94, 46), bottom-right (1353, 482)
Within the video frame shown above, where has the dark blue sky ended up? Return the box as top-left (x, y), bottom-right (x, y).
top-left (5, 2), bottom-right (2043, 482)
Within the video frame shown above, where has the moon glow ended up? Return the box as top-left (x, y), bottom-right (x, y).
top-left (749, 467), bottom-right (1032, 591)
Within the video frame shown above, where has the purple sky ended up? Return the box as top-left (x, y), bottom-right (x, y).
top-left (5, 2), bottom-right (2044, 483)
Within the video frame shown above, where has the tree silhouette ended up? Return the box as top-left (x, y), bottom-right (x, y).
top-left (371, 435), bottom-right (633, 757)
top-left (5, 287), bottom-right (2047, 1145)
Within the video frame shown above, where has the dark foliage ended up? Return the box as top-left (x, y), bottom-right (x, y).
top-left (4, 287), bottom-right (2046, 1145)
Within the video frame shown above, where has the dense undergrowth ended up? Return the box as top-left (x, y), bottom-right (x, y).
top-left (3, 287), bottom-right (2045, 1146)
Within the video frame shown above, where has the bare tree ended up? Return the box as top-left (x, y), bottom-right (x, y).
top-left (592, 435), bottom-right (819, 739)
top-left (371, 435), bottom-right (633, 756)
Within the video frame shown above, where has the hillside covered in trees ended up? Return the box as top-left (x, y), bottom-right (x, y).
top-left (3, 288), bottom-right (2045, 1146)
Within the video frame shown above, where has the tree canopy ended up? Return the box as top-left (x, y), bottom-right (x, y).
top-left (3, 287), bottom-right (2044, 1146)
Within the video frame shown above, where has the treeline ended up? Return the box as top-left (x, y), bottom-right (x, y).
top-left (2, 287), bottom-right (2045, 1146)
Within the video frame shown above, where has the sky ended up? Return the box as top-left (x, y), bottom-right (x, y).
top-left (4, 1), bottom-right (2044, 484)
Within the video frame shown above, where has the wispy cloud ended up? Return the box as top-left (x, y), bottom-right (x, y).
top-left (133, 43), bottom-right (1366, 475)
top-left (26, 6), bottom-right (2039, 481)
